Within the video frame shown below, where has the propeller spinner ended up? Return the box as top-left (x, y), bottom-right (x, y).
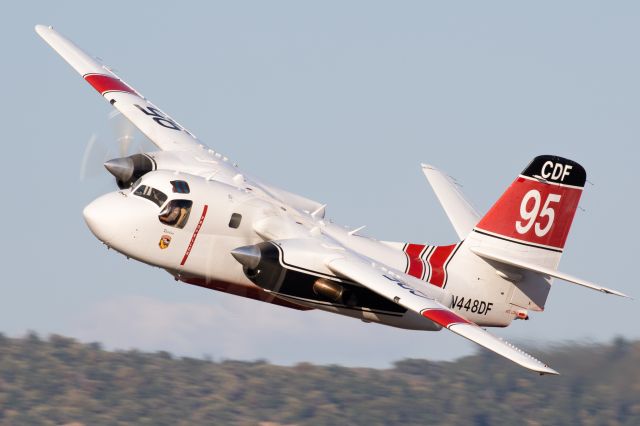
top-left (104, 154), bottom-right (155, 189)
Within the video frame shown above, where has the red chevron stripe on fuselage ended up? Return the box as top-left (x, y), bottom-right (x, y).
top-left (404, 243), bottom-right (459, 288)
top-left (404, 243), bottom-right (426, 279)
top-left (426, 244), bottom-right (457, 287)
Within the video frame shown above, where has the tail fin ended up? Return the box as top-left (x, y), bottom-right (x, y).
top-left (465, 156), bottom-right (587, 311)
top-left (422, 156), bottom-right (626, 315)
top-left (468, 156), bottom-right (628, 300)
top-left (421, 164), bottom-right (480, 239)
top-left (473, 155), bottom-right (586, 255)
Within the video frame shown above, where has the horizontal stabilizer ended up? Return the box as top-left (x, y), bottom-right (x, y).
top-left (421, 164), bottom-right (480, 239)
top-left (470, 246), bottom-right (630, 298)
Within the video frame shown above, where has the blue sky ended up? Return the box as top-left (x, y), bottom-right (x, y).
top-left (1, 1), bottom-right (638, 367)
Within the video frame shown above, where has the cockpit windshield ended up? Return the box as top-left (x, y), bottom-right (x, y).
top-left (133, 185), bottom-right (168, 207)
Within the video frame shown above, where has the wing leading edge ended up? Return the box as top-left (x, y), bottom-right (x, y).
top-left (35, 25), bottom-right (201, 153)
top-left (326, 254), bottom-right (559, 375)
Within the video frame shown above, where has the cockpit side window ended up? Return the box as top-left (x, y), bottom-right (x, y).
top-left (159, 199), bottom-right (193, 229)
top-left (133, 185), bottom-right (168, 207)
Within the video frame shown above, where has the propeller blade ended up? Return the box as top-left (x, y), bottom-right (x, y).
top-left (80, 133), bottom-right (109, 181)
top-left (109, 110), bottom-right (137, 157)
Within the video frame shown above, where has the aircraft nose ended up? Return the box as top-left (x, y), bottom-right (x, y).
top-left (83, 200), bottom-right (102, 239)
top-left (83, 192), bottom-right (125, 244)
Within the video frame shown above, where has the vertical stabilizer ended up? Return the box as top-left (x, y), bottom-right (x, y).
top-left (421, 164), bottom-right (480, 239)
top-left (466, 155), bottom-right (586, 311)
top-left (473, 155), bottom-right (585, 258)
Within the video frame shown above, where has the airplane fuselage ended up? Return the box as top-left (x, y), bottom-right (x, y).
top-left (84, 169), bottom-right (515, 331)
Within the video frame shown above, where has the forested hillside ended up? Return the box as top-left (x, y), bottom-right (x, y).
top-left (0, 333), bottom-right (638, 425)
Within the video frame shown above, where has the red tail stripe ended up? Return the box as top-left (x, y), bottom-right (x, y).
top-left (422, 309), bottom-right (470, 328)
top-left (427, 244), bottom-right (456, 287)
top-left (475, 176), bottom-right (582, 250)
top-left (84, 74), bottom-right (137, 96)
top-left (404, 244), bottom-right (426, 279)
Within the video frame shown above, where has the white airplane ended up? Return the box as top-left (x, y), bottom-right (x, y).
top-left (36, 25), bottom-right (629, 375)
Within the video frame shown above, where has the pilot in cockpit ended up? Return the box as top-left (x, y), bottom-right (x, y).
top-left (159, 201), bottom-right (190, 228)
top-left (159, 204), bottom-right (181, 224)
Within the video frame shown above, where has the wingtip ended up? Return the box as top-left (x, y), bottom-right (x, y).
top-left (601, 288), bottom-right (632, 299)
top-left (420, 163), bottom-right (435, 170)
top-left (538, 365), bottom-right (560, 376)
top-left (34, 24), bottom-right (51, 34)
top-left (34, 24), bottom-right (55, 39)
top-left (522, 357), bottom-right (559, 376)
top-left (615, 291), bottom-right (632, 299)
top-left (519, 355), bottom-right (559, 376)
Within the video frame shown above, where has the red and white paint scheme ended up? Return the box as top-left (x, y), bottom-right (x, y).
top-left (36, 25), bottom-right (629, 375)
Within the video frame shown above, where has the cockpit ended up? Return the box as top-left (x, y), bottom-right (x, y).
top-left (131, 178), bottom-right (193, 230)
top-left (83, 170), bottom-right (248, 262)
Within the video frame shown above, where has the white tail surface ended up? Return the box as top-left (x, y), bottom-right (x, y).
top-left (470, 246), bottom-right (629, 298)
top-left (421, 164), bottom-right (480, 239)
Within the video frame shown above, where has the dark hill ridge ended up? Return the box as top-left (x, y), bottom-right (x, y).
top-left (0, 333), bottom-right (638, 425)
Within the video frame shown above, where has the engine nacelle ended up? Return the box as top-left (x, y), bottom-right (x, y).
top-left (230, 241), bottom-right (406, 315)
top-left (104, 153), bottom-right (155, 189)
top-left (231, 241), bottom-right (287, 292)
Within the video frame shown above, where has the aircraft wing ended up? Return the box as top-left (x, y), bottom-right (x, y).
top-left (325, 252), bottom-right (559, 375)
top-left (35, 25), bottom-right (201, 153)
top-left (36, 25), bottom-right (328, 213)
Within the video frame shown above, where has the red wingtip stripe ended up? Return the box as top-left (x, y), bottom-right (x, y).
top-left (84, 74), bottom-right (137, 96)
top-left (421, 309), bottom-right (470, 328)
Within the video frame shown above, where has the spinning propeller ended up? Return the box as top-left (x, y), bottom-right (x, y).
top-left (80, 111), bottom-right (154, 188)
